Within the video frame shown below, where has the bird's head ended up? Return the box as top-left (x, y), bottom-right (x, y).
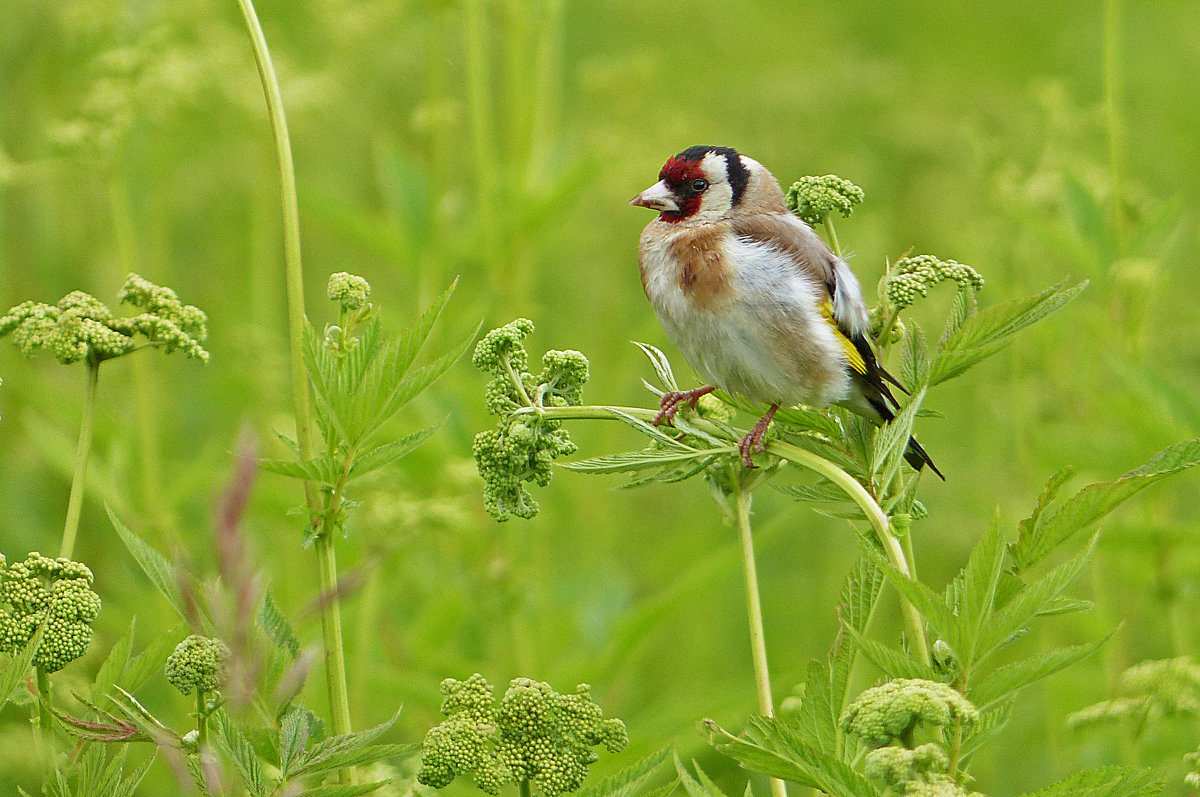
top-left (630, 146), bottom-right (773, 224)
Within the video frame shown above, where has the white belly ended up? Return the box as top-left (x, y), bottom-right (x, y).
top-left (640, 231), bottom-right (851, 407)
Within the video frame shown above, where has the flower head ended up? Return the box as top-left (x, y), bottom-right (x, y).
top-left (884, 255), bottom-right (984, 312)
top-left (841, 678), bottom-right (978, 748)
top-left (786, 175), bottom-right (865, 227)
top-left (0, 552), bottom-right (102, 673)
top-left (164, 634), bottom-right (231, 695)
top-left (327, 272), bottom-right (372, 311)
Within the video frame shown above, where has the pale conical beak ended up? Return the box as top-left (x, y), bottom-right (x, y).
top-left (628, 180), bottom-right (679, 213)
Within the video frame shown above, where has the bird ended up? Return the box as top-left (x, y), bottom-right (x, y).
top-left (629, 145), bottom-right (942, 477)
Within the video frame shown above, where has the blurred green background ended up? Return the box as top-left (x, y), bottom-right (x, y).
top-left (2, 0), bottom-right (1200, 793)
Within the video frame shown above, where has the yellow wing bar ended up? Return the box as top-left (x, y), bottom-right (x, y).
top-left (819, 300), bottom-right (867, 375)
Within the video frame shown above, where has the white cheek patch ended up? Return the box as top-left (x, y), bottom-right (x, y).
top-left (693, 151), bottom-right (733, 222)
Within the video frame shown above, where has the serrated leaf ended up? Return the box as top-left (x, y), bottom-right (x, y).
top-left (1010, 439), bottom-right (1200, 570)
top-left (930, 281), bottom-right (1087, 384)
top-left (121, 625), bottom-right (185, 694)
top-left (259, 592), bottom-right (300, 659)
top-left (899, 319), bottom-right (929, 390)
top-left (260, 454), bottom-right (343, 485)
top-left (943, 516), bottom-right (1006, 660)
top-left (214, 709), bottom-right (270, 796)
top-left (633, 341), bottom-right (680, 392)
top-left (1018, 766), bottom-right (1162, 797)
top-left (841, 624), bottom-right (939, 681)
top-left (90, 619), bottom-right (135, 707)
top-left (940, 285), bottom-right (974, 346)
top-left (1, 618), bottom-right (45, 706)
top-left (875, 558), bottom-right (957, 643)
top-left (675, 753), bottom-right (728, 797)
top-left (109, 687), bottom-right (178, 745)
top-left (563, 448), bottom-right (714, 475)
top-left (350, 424), bottom-right (440, 480)
top-left (291, 710), bottom-right (405, 778)
top-left (278, 705), bottom-right (311, 779)
top-left (958, 699), bottom-right (1014, 761)
top-left (871, 387), bottom-right (925, 484)
top-left (969, 634), bottom-right (1113, 709)
top-left (977, 536), bottom-right (1097, 663)
top-left (707, 718), bottom-right (875, 797)
top-left (575, 747), bottom-right (672, 797)
top-left (107, 505), bottom-right (185, 619)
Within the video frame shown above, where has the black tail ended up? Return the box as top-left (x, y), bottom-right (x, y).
top-left (904, 435), bottom-right (945, 481)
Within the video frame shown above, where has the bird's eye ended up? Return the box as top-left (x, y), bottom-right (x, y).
top-left (691, 178), bottom-right (709, 193)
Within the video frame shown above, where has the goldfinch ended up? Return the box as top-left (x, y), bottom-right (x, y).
top-left (630, 145), bottom-right (942, 476)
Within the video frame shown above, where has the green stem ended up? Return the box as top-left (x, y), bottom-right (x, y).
top-left (517, 404), bottom-right (932, 665)
top-left (946, 717), bottom-right (963, 777)
top-left (60, 357), bottom-right (100, 559)
top-left (233, 0), bottom-right (356, 782)
top-left (196, 690), bottom-right (209, 748)
top-left (519, 779), bottom-right (532, 797)
top-left (822, 215), bottom-right (843, 258)
top-left (35, 667), bottom-right (52, 736)
top-left (731, 484), bottom-right (788, 797)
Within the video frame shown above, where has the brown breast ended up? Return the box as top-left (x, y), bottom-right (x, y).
top-left (669, 222), bottom-right (735, 310)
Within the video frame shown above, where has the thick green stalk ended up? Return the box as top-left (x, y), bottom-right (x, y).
top-left (60, 358), bottom-right (100, 559)
top-left (196, 690), bottom-right (209, 748)
top-left (822, 214), bottom-right (843, 259)
top-left (233, 0), bottom-right (356, 780)
top-left (35, 667), bottom-right (52, 736)
top-left (731, 484), bottom-right (788, 797)
top-left (518, 404), bottom-right (931, 665)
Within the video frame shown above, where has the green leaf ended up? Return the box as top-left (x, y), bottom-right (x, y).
top-left (1010, 439), bottom-right (1200, 570)
top-left (259, 591), bottom-right (301, 659)
top-left (871, 387), bottom-right (925, 485)
top-left (633, 341), bottom-right (680, 393)
top-left (841, 624), bottom-right (939, 681)
top-left (942, 515), bottom-right (1006, 661)
top-left (0, 618), bottom-right (45, 706)
top-left (278, 705), bottom-right (311, 779)
top-left (977, 536), bottom-right (1097, 663)
top-left (107, 505), bottom-right (187, 620)
top-left (349, 425), bottom-right (440, 480)
top-left (575, 747), bottom-right (672, 797)
top-left (675, 753), bottom-right (730, 797)
top-left (121, 625), bottom-right (185, 694)
top-left (958, 698), bottom-right (1014, 761)
top-left (707, 717), bottom-right (875, 797)
top-left (109, 686), bottom-right (178, 744)
top-left (930, 281), bottom-right (1087, 385)
top-left (260, 454), bottom-right (343, 486)
top-left (969, 633), bottom-right (1113, 709)
top-left (899, 319), bottom-right (929, 390)
top-left (563, 447), bottom-right (713, 475)
top-left (90, 618), bottom-right (135, 707)
top-left (291, 710), bottom-right (406, 778)
top-left (1018, 766), bottom-right (1162, 797)
top-left (214, 709), bottom-right (271, 797)
top-left (939, 285), bottom-right (975, 347)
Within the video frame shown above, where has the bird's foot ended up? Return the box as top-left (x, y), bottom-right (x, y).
top-left (653, 385), bottom-right (716, 427)
top-left (738, 404), bottom-right (780, 469)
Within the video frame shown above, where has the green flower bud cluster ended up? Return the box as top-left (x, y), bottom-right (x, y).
top-left (418, 673), bottom-right (627, 797)
top-left (472, 320), bottom-right (589, 521)
top-left (868, 306), bottom-right (907, 343)
top-left (864, 743), bottom-right (983, 796)
top-left (786, 175), bottom-right (865, 227)
top-left (884, 256), bottom-right (984, 311)
top-left (327, 272), bottom-right (372, 311)
top-left (841, 678), bottom-right (979, 748)
top-left (0, 552), bottom-right (101, 673)
top-left (0, 273), bottom-right (209, 364)
top-left (165, 634), bottom-right (231, 695)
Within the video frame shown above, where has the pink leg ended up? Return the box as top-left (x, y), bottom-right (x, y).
top-left (738, 404), bottom-right (779, 469)
top-left (653, 385), bottom-right (717, 427)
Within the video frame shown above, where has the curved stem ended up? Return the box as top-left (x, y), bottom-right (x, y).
top-left (731, 484), bottom-right (788, 797)
top-left (233, 0), bottom-right (355, 782)
top-left (60, 358), bottom-right (100, 559)
top-left (518, 404), bottom-right (931, 665)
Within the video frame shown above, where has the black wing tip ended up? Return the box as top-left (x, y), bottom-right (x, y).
top-left (905, 436), bottom-right (945, 481)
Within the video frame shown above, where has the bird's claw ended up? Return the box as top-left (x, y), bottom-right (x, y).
top-left (738, 404), bottom-right (779, 469)
top-left (652, 386), bottom-right (716, 427)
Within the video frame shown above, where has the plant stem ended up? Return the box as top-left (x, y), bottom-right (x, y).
top-left (196, 690), bottom-right (209, 748)
top-left (519, 779), bottom-right (532, 797)
top-left (60, 357), bottom-right (100, 559)
top-left (731, 484), bottom-right (788, 797)
top-left (946, 717), bottom-right (963, 778)
top-left (233, 0), bottom-right (356, 782)
top-left (822, 215), bottom-right (843, 258)
top-left (35, 667), bottom-right (52, 735)
top-left (518, 404), bottom-right (932, 665)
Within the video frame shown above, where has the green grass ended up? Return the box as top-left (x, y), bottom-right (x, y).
top-left (2, 0), bottom-right (1200, 794)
